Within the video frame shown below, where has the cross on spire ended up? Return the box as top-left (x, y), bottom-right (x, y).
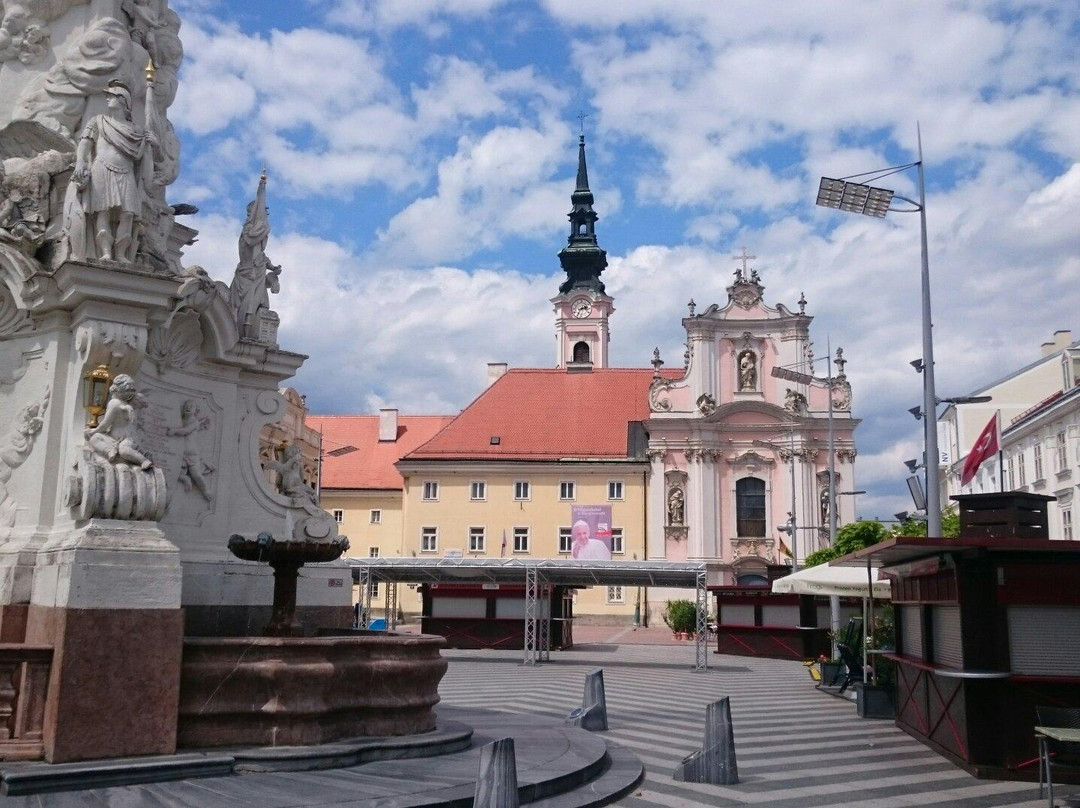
top-left (576, 110), bottom-right (590, 135)
top-left (733, 246), bottom-right (756, 279)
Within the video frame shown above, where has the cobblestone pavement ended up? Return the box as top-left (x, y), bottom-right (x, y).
top-left (438, 644), bottom-right (1050, 808)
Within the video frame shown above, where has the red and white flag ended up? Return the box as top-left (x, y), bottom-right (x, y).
top-left (960, 412), bottom-right (1001, 487)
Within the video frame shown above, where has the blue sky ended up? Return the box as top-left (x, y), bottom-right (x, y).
top-left (169, 0), bottom-right (1080, 519)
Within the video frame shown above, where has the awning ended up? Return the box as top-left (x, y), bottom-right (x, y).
top-left (770, 562), bottom-right (891, 599)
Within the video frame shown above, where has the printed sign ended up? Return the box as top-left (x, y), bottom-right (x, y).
top-left (569, 505), bottom-right (613, 561)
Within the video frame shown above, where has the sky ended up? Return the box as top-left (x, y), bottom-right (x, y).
top-left (170, 0), bottom-right (1080, 520)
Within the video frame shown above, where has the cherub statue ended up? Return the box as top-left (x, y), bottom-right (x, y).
top-left (265, 443), bottom-right (315, 504)
top-left (85, 374), bottom-right (153, 470)
top-left (166, 399), bottom-right (213, 502)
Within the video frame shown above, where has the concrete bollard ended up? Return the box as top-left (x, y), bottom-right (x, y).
top-left (672, 696), bottom-right (738, 785)
top-left (474, 737), bottom-right (519, 808)
top-left (565, 667), bottom-right (608, 731)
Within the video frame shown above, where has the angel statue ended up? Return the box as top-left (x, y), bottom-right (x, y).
top-left (86, 374), bottom-right (153, 470)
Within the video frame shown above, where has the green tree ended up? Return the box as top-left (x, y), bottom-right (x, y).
top-left (890, 506), bottom-right (961, 538)
top-left (803, 520), bottom-right (889, 568)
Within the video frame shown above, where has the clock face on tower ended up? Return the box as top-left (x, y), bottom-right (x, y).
top-left (572, 299), bottom-right (592, 319)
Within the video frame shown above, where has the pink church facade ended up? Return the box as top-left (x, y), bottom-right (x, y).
top-left (643, 263), bottom-right (859, 585)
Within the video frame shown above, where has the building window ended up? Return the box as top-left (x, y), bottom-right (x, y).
top-left (513, 527), bottom-right (529, 553)
top-left (606, 585), bottom-right (625, 604)
top-left (1018, 453), bottom-right (1027, 486)
top-left (1064, 508), bottom-right (1074, 541)
top-left (611, 528), bottom-right (624, 555)
top-left (559, 480), bottom-right (576, 501)
top-left (469, 526), bottom-right (486, 553)
top-left (332, 509), bottom-right (344, 523)
top-left (1006, 457), bottom-right (1014, 490)
top-left (608, 480), bottom-right (624, 500)
top-left (421, 527), bottom-right (437, 553)
top-left (370, 509), bottom-right (381, 524)
top-left (1034, 444), bottom-right (1044, 480)
top-left (1057, 432), bottom-right (1068, 472)
top-left (573, 341), bottom-right (590, 363)
top-left (422, 481), bottom-right (439, 501)
top-left (514, 480), bottom-right (530, 500)
top-left (559, 527), bottom-right (572, 554)
top-left (369, 547), bottom-right (379, 558)
top-left (470, 480), bottom-right (487, 501)
top-left (736, 477), bottom-right (767, 537)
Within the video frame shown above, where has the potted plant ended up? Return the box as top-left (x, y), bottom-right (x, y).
top-left (816, 653), bottom-right (845, 687)
top-left (663, 600), bottom-right (697, 640)
top-left (856, 607), bottom-right (897, 719)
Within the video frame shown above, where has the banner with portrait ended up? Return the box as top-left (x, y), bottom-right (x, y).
top-left (569, 505), bottom-right (612, 561)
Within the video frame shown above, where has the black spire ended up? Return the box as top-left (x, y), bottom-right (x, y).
top-left (558, 134), bottom-right (607, 294)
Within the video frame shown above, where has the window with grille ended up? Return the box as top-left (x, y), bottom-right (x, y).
top-left (470, 480), bottom-right (486, 500)
top-left (514, 481), bottom-right (530, 500)
top-left (611, 528), bottom-right (624, 555)
top-left (421, 527), bottom-right (437, 553)
top-left (332, 509), bottom-right (344, 523)
top-left (736, 477), bottom-right (767, 537)
top-left (1034, 444), bottom-right (1044, 480)
top-left (559, 481), bottom-right (575, 500)
top-left (469, 526), bottom-right (485, 553)
top-left (422, 481), bottom-right (439, 500)
top-left (606, 586), bottom-right (624, 603)
top-left (558, 527), bottom-right (572, 554)
top-left (608, 480), bottom-right (624, 500)
top-left (513, 527), bottom-right (529, 553)
top-left (370, 509), bottom-right (381, 524)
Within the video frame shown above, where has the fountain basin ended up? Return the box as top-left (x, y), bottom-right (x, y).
top-left (177, 632), bottom-right (447, 748)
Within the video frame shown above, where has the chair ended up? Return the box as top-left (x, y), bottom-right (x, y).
top-left (1036, 706), bottom-right (1080, 806)
top-left (835, 643), bottom-right (868, 694)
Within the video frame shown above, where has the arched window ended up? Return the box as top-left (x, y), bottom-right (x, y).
top-left (573, 341), bottom-right (590, 363)
top-left (736, 477), bottom-right (766, 537)
top-left (736, 574), bottom-right (769, 587)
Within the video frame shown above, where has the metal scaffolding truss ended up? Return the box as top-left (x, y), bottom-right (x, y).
top-left (347, 557), bottom-right (714, 671)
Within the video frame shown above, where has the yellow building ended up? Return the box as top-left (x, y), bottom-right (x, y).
top-left (396, 367), bottom-right (659, 623)
top-left (309, 409), bottom-right (453, 616)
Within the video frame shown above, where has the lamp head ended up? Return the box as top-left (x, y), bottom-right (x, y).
top-left (908, 406), bottom-right (923, 420)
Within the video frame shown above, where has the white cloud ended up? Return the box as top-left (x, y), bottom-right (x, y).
top-left (325, 0), bottom-right (508, 35)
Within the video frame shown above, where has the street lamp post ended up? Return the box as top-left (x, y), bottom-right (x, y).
top-left (752, 434), bottom-right (799, 572)
top-left (817, 124), bottom-right (941, 536)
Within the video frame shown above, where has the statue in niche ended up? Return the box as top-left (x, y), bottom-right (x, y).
top-left (738, 349), bottom-right (756, 391)
top-left (265, 443), bottom-right (315, 506)
top-left (62, 81), bottom-right (156, 263)
top-left (667, 487), bottom-right (685, 526)
top-left (229, 172), bottom-right (281, 339)
top-left (0, 387), bottom-right (49, 530)
top-left (820, 486), bottom-right (831, 528)
top-left (85, 374), bottom-right (153, 470)
top-left (167, 399), bottom-right (214, 502)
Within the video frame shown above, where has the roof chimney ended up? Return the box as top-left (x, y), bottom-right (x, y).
top-left (487, 363), bottom-right (508, 387)
top-left (378, 408), bottom-right (398, 442)
top-left (1042, 330), bottom-right (1074, 357)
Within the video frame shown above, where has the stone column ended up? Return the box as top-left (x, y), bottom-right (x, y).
top-left (685, 449), bottom-right (704, 559)
top-left (699, 449), bottom-right (722, 559)
top-left (646, 448), bottom-right (666, 559)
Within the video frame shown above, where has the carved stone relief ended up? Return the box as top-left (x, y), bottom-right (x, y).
top-left (784, 388), bottom-right (808, 415)
top-left (696, 393), bottom-right (716, 416)
top-left (648, 377), bottom-right (676, 412)
top-left (0, 386), bottom-right (49, 533)
top-left (147, 266), bottom-right (217, 369)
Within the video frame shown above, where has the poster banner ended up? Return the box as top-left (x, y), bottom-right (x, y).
top-left (570, 505), bottom-right (613, 561)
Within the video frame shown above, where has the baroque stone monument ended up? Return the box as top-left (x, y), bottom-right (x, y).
top-left (0, 0), bottom-right (354, 764)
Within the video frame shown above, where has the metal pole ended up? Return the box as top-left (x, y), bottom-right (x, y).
top-left (918, 124), bottom-right (942, 538)
top-left (828, 339), bottom-right (839, 651)
top-left (695, 568), bottom-right (708, 671)
top-left (524, 565), bottom-right (538, 666)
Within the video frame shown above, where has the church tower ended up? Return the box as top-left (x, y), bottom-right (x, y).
top-left (552, 135), bottom-right (614, 369)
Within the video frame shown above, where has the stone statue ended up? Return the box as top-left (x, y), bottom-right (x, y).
top-left (668, 487), bottom-right (685, 526)
top-left (85, 373), bottom-right (153, 470)
top-left (229, 172), bottom-right (281, 340)
top-left (122, 0), bottom-right (167, 66)
top-left (785, 388), bottom-right (808, 415)
top-left (62, 80), bottom-right (156, 263)
top-left (820, 486), bottom-right (831, 527)
top-left (0, 387), bottom-right (49, 530)
top-left (737, 350), bottom-right (756, 391)
top-left (167, 399), bottom-right (213, 502)
top-left (265, 443), bottom-right (314, 504)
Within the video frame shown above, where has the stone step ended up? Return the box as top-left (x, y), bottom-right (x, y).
top-left (0, 752), bottom-right (234, 796)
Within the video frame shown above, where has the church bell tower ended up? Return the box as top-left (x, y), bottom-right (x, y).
top-left (553, 134), bottom-right (614, 370)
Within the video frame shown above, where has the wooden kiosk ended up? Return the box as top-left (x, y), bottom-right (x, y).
top-left (837, 492), bottom-right (1080, 780)
top-left (420, 583), bottom-right (575, 650)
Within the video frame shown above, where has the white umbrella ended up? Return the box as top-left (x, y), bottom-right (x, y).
top-left (771, 562), bottom-right (891, 599)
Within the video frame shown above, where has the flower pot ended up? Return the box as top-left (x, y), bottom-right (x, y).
top-left (854, 683), bottom-right (896, 719)
top-left (819, 661), bottom-right (845, 686)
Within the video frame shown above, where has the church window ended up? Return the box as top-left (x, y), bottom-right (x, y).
top-left (422, 481), bottom-right (439, 501)
top-left (514, 480), bottom-right (531, 500)
top-left (470, 480), bottom-right (486, 500)
top-left (736, 477), bottom-right (767, 537)
top-left (560, 481), bottom-right (576, 500)
top-left (469, 526), bottom-right (486, 553)
top-left (420, 527), bottom-right (438, 553)
top-left (558, 527), bottom-right (572, 554)
top-left (608, 480), bottom-right (624, 500)
top-left (573, 341), bottom-right (591, 363)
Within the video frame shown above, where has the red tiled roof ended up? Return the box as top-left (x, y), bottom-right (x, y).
top-left (308, 415), bottom-right (454, 490)
top-left (403, 368), bottom-right (678, 461)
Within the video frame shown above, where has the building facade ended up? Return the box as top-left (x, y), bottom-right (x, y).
top-left (941, 330), bottom-right (1080, 539)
